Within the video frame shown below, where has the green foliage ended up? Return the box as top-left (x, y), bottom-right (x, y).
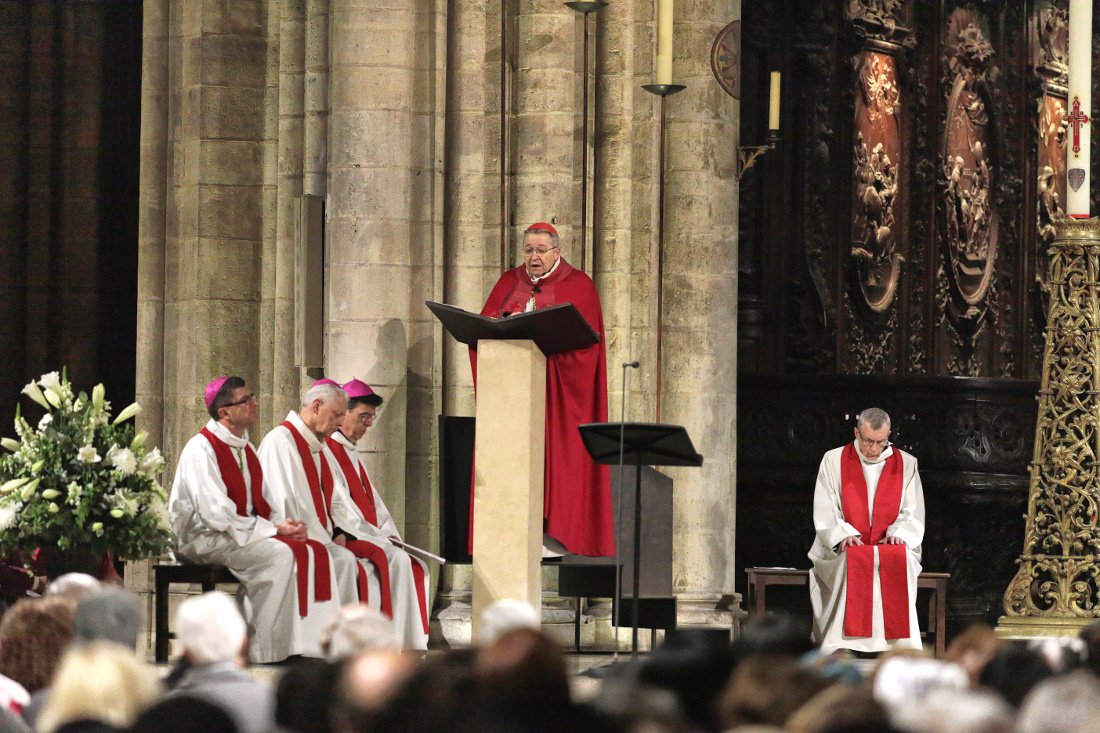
top-left (0, 371), bottom-right (173, 561)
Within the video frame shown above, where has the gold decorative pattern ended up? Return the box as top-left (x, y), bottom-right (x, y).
top-left (1003, 219), bottom-right (1100, 621)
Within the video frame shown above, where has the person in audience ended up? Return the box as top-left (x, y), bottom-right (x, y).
top-left (477, 599), bottom-right (540, 646)
top-left (889, 687), bottom-right (1013, 733)
top-left (166, 592), bottom-right (274, 733)
top-left (21, 589), bottom-right (143, 729)
top-left (943, 625), bottom-right (1003, 688)
top-left (785, 684), bottom-right (894, 733)
top-left (717, 656), bottom-right (833, 730)
top-left (0, 597), bottom-right (74, 705)
top-left (44, 575), bottom-right (100, 604)
top-left (325, 379), bottom-right (430, 650)
top-left (1015, 669), bottom-right (1100, 733)
top-left (1080, 619), bottom-right (1100, 676)
top-left (335, 650), bottom-right (419, 733)
top-left (808, 407), bottom-right (925, 656)
top-left (275, 659), bottom-right (345, 733)
top-left (977, 644), bottom-right (1053, 708)
top-left (35, 641), bottom-right (160, 733)
top-left (170, 375), bottom-right (351, 662)
top-left (320, 604), bottom-right (401, 661)
top-left (131, 696), bottom-right (239, 733)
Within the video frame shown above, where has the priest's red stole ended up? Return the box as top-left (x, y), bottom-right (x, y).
top-left (281, 421), bottom-right (335, 531)
top-left (839, 443), bottom-right (910, 639)
top-left (326, 437), bottom-right (379, 526)
top-left (200, 428), bottom-right (332, 616)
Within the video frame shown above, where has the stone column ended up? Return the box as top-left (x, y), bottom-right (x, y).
top-left (136, 0), bottom-right (170, 448)
top-left (325, 0), bottom-right (445, 549)
top-left (659, 0), bottom-right (739, 628)
top-left (511, 0), bottom-right (577, 248)
top-left (159, 0), bottom-right (269, 462)
top-left (262, 0), bottom-right (307, 429)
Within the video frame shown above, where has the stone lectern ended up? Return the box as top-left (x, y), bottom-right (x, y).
top-left (427, 301), bottom-right (599, 642)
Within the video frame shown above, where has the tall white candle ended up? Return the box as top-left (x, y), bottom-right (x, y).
top-left (656, 0), bottom-right (674, 85)
top-left (768, 72), bottom-right (781, 131)
top-left (1068, 0), bottom-right (1092, 218)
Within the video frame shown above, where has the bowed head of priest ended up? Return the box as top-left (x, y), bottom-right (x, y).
top-left (299, 381), bottom-right (348, 441)
top-left (340, 379), bottom-right (383, 444)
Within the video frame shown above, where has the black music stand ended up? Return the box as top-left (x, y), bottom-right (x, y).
top-left (578, 422), bottom-right (703, 655)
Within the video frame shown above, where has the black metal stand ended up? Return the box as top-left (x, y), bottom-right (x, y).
top-left (578, 422), bottom-right (702, 657)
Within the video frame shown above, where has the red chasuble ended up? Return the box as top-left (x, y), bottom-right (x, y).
top-left (199, 428), bottom-right (332, 616)
top-left (839, 443), bottom-right (910, 639)
top-left (471, 258), bottom-right (614, 557)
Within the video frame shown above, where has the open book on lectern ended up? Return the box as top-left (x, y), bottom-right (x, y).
top-left (426, 300), bottom-right (599, 357)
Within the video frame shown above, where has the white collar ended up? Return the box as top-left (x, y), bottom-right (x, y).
top-left (332, 431), bottom-right (356, 450)
top-left (206, 419), bottom-right (251, 450)
top-left (854, 440), bottom-right (893, 465)
top-left (286, 411), bottom-right (324, 452)
top-left (525, 254), bottom-right (561, 284)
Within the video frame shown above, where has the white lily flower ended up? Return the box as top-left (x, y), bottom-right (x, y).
top-left (41, 489), bottom-right (60, 500)
top-left (0, 477), bottom-right (29, 494)
top-left (21, 382), bottom-right (49, 410)
top-left (113, 402), bottom-right (141, 425)
top-left (130, 431), bottom-right (147, 451)
top-left (37, 414), bottom-right (52, 432)
top-left (139, 447), bottom-right (165, 474)
top-left (47, 502), bottom-right (58, 514)
top-left (38, 371), bottom-right (62, 394)
top-left (77, 445), bottom-right (101, 464)
top-left (43, 389), bottom-right (61, 409)
top-left (19, 478), bottom-right (40, 501)
top-left (92, 384), bottom-right (105, 411)
top-left (0, 438), bottom-right (19, 453)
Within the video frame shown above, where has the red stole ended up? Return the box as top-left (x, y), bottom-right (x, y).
top-left (281, 421), bottom-right (335, 531)
top-left (199, 428), bottom-right (332, 616)
top-left (840, 443), bottom-right (910, 639)
top-left (326, 436), bottom-right (379, 526)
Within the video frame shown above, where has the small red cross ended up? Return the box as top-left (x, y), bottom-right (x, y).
top-left (1069, 95), bottom-right (1090, 158)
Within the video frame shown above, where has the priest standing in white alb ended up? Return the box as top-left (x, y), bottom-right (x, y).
top-left (808, 407), bottom-right (925, 655)
top-left (325, 378), bottom-right (430, 650)
top-left (257, 380), bottom-right (367, 609)
top-left (168, 376), bottom-right (348, 663)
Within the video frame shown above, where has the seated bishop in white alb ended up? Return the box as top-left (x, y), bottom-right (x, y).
top-left (168, 376), bottom-right (347, 663)
top-left (256, 381), bottom-right (366, 613)
top-left (325, 378), bottom-right (430, 651)
top-left (808, 407), bottom-right (925, 656)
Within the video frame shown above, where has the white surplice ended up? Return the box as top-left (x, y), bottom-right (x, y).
top-left (168, 420), bottom-right (343, 662)
top-left (256, 412), bottom-right (374, 607)
top-left (327, 430), bottom-right (430, 650)
top-left (807, 441), bottom-right (925, 655)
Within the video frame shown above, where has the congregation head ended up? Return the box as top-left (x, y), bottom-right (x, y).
top-left (321, 603), bottom-right (401, 661)
top-left (175, 590), bottom-right (247, 665)
top-left (73, 587), bottom-right (144, 650)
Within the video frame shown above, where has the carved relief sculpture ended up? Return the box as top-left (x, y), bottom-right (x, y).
top-left (939, 11), bottom-right (999, 344)
top-left (850, 52), bottom-right (904, 315)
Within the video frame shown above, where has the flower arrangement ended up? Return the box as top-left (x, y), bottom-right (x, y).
top-left (0, 370), bottom-right (173, 564)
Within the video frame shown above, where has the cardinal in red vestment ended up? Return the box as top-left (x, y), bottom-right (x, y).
top-left (472, 222), bottom-right (614, 557)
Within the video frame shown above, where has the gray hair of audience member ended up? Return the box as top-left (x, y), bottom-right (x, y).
top-left (477, 599), bottom-right (540, 646)
top-left (74, 588), bottom-right (144, 650)
top-left (856, 407), bottom-right (891, 430)
top-left (45, 573), bottom-right (102, 603)
top-left (301, 382), bottom-right (346, 409)
top-left (890, 688), bottom-right (1013, 733)
top-left (175, 591), bottom-right (246, 665)
top-left (1017, 670), bottom-right (1100, 733)
top-left (320, 603), bottom-right (401, 660)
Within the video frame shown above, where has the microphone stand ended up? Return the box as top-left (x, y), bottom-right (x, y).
top-left (613, 360), bottom-right (639, 662)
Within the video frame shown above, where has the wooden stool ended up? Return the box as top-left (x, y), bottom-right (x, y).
top-left (153, 563), bottom-right (238, 662)
top-left (745, 567), bottom-right (950, 657)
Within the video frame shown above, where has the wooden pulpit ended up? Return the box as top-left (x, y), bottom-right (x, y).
top-left (427, 300), bottom-right (599, 642)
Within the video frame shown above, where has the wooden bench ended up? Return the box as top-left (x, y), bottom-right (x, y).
top-left (745, 567), bottom-right (949, 658)
top-left (154, 563), bottom-right (239, 662)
